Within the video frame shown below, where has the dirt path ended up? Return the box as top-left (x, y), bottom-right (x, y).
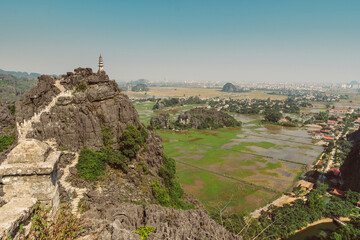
top-left (58, 153), bottom-right (86, 215)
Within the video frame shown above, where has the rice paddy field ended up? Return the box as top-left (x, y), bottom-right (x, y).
top-left (134, 101), bottom-right (324, 214)
top-left (128, 87), bottom-right (288, 100)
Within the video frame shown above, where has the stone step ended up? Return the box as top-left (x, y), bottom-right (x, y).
top-left (0, 198), bottom-right (37, 239)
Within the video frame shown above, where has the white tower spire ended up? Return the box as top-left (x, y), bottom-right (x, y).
top-left (98, 54), bottom-right (104, 73)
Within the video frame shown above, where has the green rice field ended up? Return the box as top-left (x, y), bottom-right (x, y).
top-left (134, 102), bottom-right (323, 214)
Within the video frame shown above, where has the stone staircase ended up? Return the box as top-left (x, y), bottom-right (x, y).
top-left (17, 79), bottom-right (73, 141)
top-left (0, 79), bottom-right (82, 238)
top-left (58, 153), bottom-right (87, 215)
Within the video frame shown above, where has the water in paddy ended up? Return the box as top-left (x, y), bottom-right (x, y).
top-left (232, 114), bottom-right (261, 123)
top-left (287, 222), bottom-right (343, 240)
top-left (231, 114), bottom-right (324, 165)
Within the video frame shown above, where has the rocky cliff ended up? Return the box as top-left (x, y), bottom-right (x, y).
top-left (341, 138), bottom-right (360, 192)
top-left (176, 108), bottom-right (242, 129)
top-left (222, 83), bottom-right (238, 92)
top-left (3, 68), bottom-right (240, 239)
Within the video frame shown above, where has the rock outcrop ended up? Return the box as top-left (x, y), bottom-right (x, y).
top-left (131, 83), bottom-right (149, 92)
top-left (16, 68), bottom-right (139, 152)
top-left (222, 82), bottom-right (238, 92)
top-left (82, 202), bottom-right (237, 240)
top-left (341, 139), bottom-right (360, 191)
top-left (150, 113), bottom-right (171, 129)
top-left (222, 83), bottom-right (249, 93)
top-left (0, 103), bottom-right (15, 135)
top-left (176, 108), bottom-right (242, 129)
top-left (0, 67), bottom-right (241, 239)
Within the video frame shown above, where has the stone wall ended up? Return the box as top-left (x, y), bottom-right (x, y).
top-left (0, 136), bottom-right (61, 239)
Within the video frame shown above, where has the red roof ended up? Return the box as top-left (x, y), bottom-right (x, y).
top-left (323, 136), bottom-right (335, 140)
top-left (316, 162), bottom-right (324, 165)
top-left (330, 109), bottom-right (348, 112)
top-left (332, 189), bottom-right (344, 196)
top-left (330, 168), bottom-right (340, 176)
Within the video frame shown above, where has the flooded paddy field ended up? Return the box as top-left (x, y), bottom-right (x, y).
top-left (134, 102), bottom-right (324, 213)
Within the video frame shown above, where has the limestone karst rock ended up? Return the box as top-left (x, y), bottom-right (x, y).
top-left (16, 68), bottom-right (140, 152)
top-left (1, 67), bottom-right (241, 239)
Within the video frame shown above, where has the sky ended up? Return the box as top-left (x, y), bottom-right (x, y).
top-left (1, 0), bottom-right (360, 83)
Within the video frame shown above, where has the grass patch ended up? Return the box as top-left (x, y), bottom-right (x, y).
top-left (0, 132), bottom-right (16, 152)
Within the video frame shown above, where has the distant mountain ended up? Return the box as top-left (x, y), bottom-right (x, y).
top-left (0, 69), bottom-right (60, 79)
top-left (131, 83), bottom-right (149, 92)
top-left (222, 83), bottom-right (238, 92)
top-left (0, 69), bottom-right (41, 79)
top-left (0, 73), bottom-right (37, 102)
top-left (222, 82), bottom-right (251, 93)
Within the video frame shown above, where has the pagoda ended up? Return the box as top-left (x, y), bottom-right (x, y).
top-left (98, 54), bottom-right (104, 73)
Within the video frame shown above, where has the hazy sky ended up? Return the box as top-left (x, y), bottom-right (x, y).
top-left (1, 0), bottom-right (360, 83)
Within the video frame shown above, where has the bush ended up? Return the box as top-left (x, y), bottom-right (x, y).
top-left (8, 104), bottom-right (15, 115)
top-left (75, 81), bottom-right (87, 92)
top-left (105, 151), bottom-right (130, 172)
top-left (135, 226), bottom-right (155, 240)
top-left (0, 132), bottom-right (16, 152)
top-left (23, 202), bottom-right (84, 240)
top-left (151, 180), bottom-right (171, 207)
top-left (76, 148), bottom-right (106, 182)
top-left (264, 109), bottom-right (282, 122)
top-left (119, 125), bottom-right (147, 159)
top-left (153, 155), bottom-right (193, 209)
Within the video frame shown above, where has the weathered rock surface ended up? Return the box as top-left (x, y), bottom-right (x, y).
top-left (6, 139), bottom-right (49, 164)
top-left (16, 68), bottom-right (139, 151)
top-left (222, 82), bottom-right (238, 92)
top-left (177, 108), bottom-right (242, 129)
top-left (341, 138), bottom-right (360, 191)
top-left (150, 113), bottom-right (171, 129)
top-left (2, 67), bottom-right (241, 239)
top-left (82, 202), bottom-right (239, 240)
top-left (15, 75), bottom-right (60, 122)
top-left (0, 102), bottom-right (15, 135)
top-left (0, 198), bottom-right (37, 238)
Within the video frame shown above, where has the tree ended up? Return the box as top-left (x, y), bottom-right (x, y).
top-left (315, 111), bottom-right (329, 121)
top-left (315, 182), bottom-right (329, 195)
top-left (324, 197), bottom-right (352, 217)
top-left (119, 125), bottom-right (146, 158)
top-left (306, 191), bottom-right (325, 216)
top-left (345, 190), bottom-right (360, 205)
top-left (264, 109), bottom-right (282, 122)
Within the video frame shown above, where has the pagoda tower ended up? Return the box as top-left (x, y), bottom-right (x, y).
top-left (98, 54), bottom-right (104, 73)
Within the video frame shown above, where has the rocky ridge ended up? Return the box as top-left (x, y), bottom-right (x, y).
top-left (151, 108), bottom-right (242, 130)
top-left (0, 68), bottom-right (240, 239)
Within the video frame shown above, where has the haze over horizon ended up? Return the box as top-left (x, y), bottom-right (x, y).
top-left (1, 0), bottom-right (360, 84)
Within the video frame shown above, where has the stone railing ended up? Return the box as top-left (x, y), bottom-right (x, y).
top-left (0, 139), bottom-right (60, 239)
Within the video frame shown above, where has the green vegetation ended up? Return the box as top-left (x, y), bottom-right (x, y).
top-left (75, 81), bottom-right (87, 92)
top-left (132, 83), bottom-right (149, 92)
top-left (153, 98), bottom-right (181, 109)
top-left (119, 125), bottom-right (148, 158)
top-left (264, 108), bottom-right (282, 122)
top-left (215, 186), bottom-right (360, 239)
top-left (151, 155), bottom-right (193, 209)
top-left (177, 163), bottom-right (277, 212)
top-left (0, 73), bottom-right (37, 102)
top-left (76, 124), bottom-right (148, 182)
top-left (330, 215), bottom-right (360, 239)
top-left (21, 202), bottom-right (83, 240)
top-left (155, 122), bottom-right (322, 215)
top-left (76, 148), bottom-right (106, 182)
top-left (0, 132), bottom-right (16, 152)
top-left (8, 104), bottom-right (15, 115)
top-left (134, 226), bottom-right (155, 240)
